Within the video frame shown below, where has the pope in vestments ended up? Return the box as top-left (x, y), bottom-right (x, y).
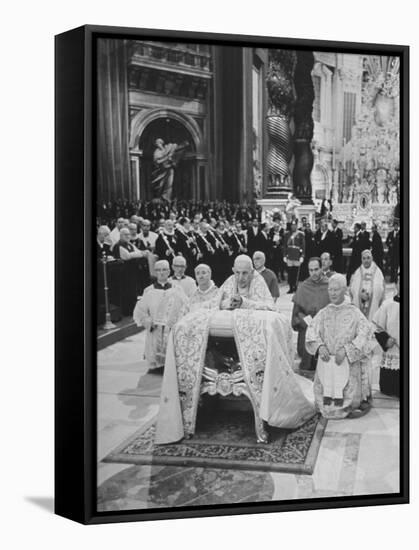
top-left (306, 274), bottom-right (375, 419)
top-left (155, 255), bottom-right (315, 445)
top-left (133, 260), bottom-right (188, 371)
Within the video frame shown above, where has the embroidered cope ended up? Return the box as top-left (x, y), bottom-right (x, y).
top-left (155, 277), bottom-right (316, 444)
top-left (305, 302), bottom-right (375, 419)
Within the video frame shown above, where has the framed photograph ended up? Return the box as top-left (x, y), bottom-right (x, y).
top-left (55, 25), bottom-right (409, 524)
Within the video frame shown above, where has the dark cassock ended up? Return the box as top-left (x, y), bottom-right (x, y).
top-left (386, 226), bottom-right (400, 282)
top-left (291, 275), bottom-right (330, 370)
top-left (112, 240), bottom-right (144, 316)
top-left (246, 224), bottom-right (261, 257)
top-left (329, 225), bottom-right (344, 273)
top-left (155, 230), bottom-right (178, 264)
top-left (371, 230), bottom-right (385, 272)
top-left (356, 229), bottom-right (371, 257)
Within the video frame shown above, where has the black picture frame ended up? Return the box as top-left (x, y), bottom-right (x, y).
top-left (55, 24), bottom-right (409, 525)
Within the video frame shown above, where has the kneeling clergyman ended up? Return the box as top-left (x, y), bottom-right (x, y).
top-left (305, 274), bottom-right (375, 419)
top-left (189, 264), bottom-right (219, 311)
top-left (155, 255), bottom-right (316, 445)
top-left (133, 260), bottom-right (188, 372)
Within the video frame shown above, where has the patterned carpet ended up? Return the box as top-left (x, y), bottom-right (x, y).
top-left (104, 404), bottom-right (327, 474)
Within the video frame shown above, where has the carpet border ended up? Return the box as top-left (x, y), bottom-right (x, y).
top-left (102, 416), bottom-right (328, 475)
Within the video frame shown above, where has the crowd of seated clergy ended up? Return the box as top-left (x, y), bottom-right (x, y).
top-left (97, 204), bottom-right (399, 321)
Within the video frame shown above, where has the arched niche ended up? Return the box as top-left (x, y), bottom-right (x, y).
top-left (129, 108), bottom-right (205, 200)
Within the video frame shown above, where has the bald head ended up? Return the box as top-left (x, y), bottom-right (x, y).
top-left (328, 274), bottom-right (347, 305)
top-left (234, 254), bottom-right (253, 270)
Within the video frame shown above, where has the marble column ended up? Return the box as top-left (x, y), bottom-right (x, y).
top-left (97, 38), bottom-right (132, 201)
top-left (265, 49), bottom-right (297, 196)
top-left (292, 51), bottom-right (315, 204)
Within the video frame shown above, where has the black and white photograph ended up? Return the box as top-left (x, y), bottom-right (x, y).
top-left (94, 34), bottom-right (405, 514)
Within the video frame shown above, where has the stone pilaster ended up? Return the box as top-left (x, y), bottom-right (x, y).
top-left (293, 51), bottom-right (315, 204)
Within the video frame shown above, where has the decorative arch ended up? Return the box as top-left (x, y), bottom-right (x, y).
top-left (129, 108), bottom-right (204, 155)
top-left (311, 162), bottom-right (330, 199)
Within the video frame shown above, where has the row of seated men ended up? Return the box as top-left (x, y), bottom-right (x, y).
top-left (97, 198), bottom-right (262, 228)
top-left (97, 214), bottom-right (400, 315)
top-left (132, 253), bottom-right (399, 444)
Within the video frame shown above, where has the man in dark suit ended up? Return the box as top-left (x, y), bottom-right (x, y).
top-left (329, 219), bottom-right (344, 273)
top-left (255, 223), bottom-right (272, 265)
top-left (246, 218), bottom-right (261, 257)
top-left (359, 222), bottom-right (371, 251)
top-left (386, 220), bottom-right (400, 282)
top-left (314, 220), bottom-right (335, 257)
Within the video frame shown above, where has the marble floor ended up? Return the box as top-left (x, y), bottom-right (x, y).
top-left (97, 284), bottom-right (400, 512)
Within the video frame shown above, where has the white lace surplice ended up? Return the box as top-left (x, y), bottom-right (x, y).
top-left (133, 285), bottom-right (188, 369)
top-left (373, 299), bottom-right (400, 371)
